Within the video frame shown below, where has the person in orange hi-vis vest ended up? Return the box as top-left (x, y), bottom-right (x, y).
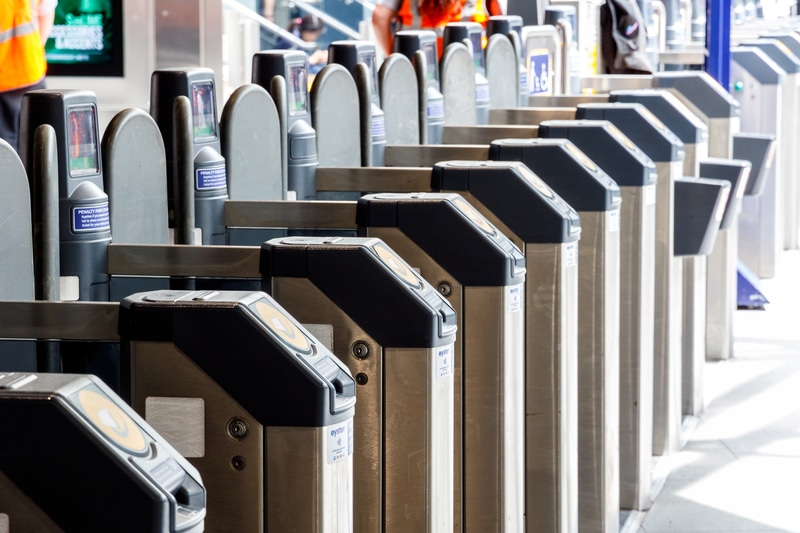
top-left (0, 0), bottom-right (57, 152)
top-left (372, 0), bottom-right (503, 57)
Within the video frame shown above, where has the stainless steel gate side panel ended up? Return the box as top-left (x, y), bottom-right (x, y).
top-left (360, 195), bottom-right (526, 532)
top-left (384, 346), bottom-right (454, 532)
top-left (577, 210), bottom-right (621, 533)
top-left (682, 255), bottom-right (707, 415)
top-left (271, 277), bottom-right (386, 533)
top-left (525, 242), bottom-right (579, 533)
top-left (268, 426), bottom-right (354, 532)
top-left (706, 227), bottom-right (738, 361)
top-left (733, 61), bottom-right (782, 279)
top-left (451, 193), bottom-right (578, 532)
top-left (434, 172), bottom-right (580, 533)
top-left (271, 272), bottom-right (454, 533)
top-left (462, 286), bottom-right (525, 532)
top-left (738, 39), bottom-right (800, 250)
top-left (131, 340), bottom-right (266, 533)
top-left (652, 161), bottom-right (683, 457)
top-left (707, 117), bottom-right (740, 157)
top-left (618, 186), bottom-right (656, 512)
top-left (364, 227), bottom-right (466, 531)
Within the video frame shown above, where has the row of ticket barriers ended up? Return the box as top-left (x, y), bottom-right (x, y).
top-left (0, 13), bottom-right (796, 533)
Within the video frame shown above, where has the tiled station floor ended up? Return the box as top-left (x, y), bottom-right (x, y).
top-left (633, 251), bottom-right (800, 532)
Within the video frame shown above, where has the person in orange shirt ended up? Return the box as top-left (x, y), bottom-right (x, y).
top-left (0, 0), bottom-right (57, 152)
top-left (372, 0), bottom-right (503, 57)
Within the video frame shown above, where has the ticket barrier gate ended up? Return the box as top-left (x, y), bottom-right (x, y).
top-left (260, 237), bottom-right (457, 533)
top-left (695, 158), bottom-right (752, 382)
top-left (545, 5), bottom-right (579, 93)
top-left (353, 195), bottom-right (526, 532)
top-left (328, 41), bottom-right (387, 167)
top-left (443, 22), bottom-right (491, 124)
top-left (584, 73), bottom-right (743, 361)
top-left (485, 139), bottom-right (622, 533)
top-left (377, 53), bottom-right (424, 147)
top-left (0, 373), bottom-right (206, 532)
top-left (575, 72), bottom-right (741, 158)
top-left (231, 193), bottom-right (528, 532)
top-left (569, 104), bottom-right (686, 460)
top-left (600, 92), bottom-right (739, 370)
top-left (0, 289), bottom-right (353, 533)
top-left (487, 15), bottom-right (528, 106)
top-left (393, 30), bottom-right (445, 144)
top-left (19, 89), bottom-right (119, 385)
top-left (602, 89), bottom-right (743, 367)
top-left (485, 30), bottom-right (524, 110)
top-left (736, 39), bottom-right (800, 250)
top-left (523, 25), bottom-right (564, 97)
top-left (673, 177), bottom-right (732, 419)
top-left (731, 47), bottom-right (785, 279)
top-left (608, 90), bottom-right (709, 177)
top-left (251, 50), bottom-right (316, 201)
top-left (149, 68), bottom-right (229, 245)
top-left (534, 122), bottom-right (658, 514)
top-left (294, 161), bottom-right (581, 533)
top-left (19, 89), bottom-right (112, 302)
top-left (122, 290), bottom-right (357, 533)
top-left (0, 138), bottom-right (37, 371)
top-left (247, 193), bottom-right (524, 530)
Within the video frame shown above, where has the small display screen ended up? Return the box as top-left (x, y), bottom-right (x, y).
top-left (191, 82), bottom-right (217, 141)
top-left (288, 62), bottom-right (308, 116)
top-left (423, 41), bottom-right (438, 82)
top-left (469, 32), bottom-right (484, 69)
top-left (45, 0), bottom-right (123, 77)
top-left (68, 106), bottom-right (99, 176)
top-left (358, 51), bottom-right (379, 98)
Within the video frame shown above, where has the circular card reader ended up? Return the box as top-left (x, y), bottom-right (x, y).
top-left (372, 241), bottom-right (423, 289)
top-left (253, 298), bottom-right (314, 355)
top-left (452, 196), bottom-right (497, 235)
top-left (75, 387), bottom-right (149, 456)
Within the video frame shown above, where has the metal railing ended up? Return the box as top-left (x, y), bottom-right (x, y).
top-left (222, 0), bottom-right (317, 50)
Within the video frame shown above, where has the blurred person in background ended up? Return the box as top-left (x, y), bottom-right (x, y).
top-left (274, 14), bottom-right (328, 75)
top-left (0, 0), bottom-right (57, 152)
top-left (372, 0), bottom-right (503, 56)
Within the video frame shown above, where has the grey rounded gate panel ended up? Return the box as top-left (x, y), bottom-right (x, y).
top-left (486, 34), bottom-right (520, 109)
top-left (0, 139), bottom-right (34, 299)
top-left (441, 43), bottom-right (477, 126)
top-left (102, 108), bottom-right (169, 245)
top-left (380, 53), bottom-right (420, 145)
top-left (221, 83), bottom-right (284, 201)
top-left (311, 63), bottom-right (362, 167)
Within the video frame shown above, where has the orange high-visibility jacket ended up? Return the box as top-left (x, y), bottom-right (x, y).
top-left (0, 0), bottom-right (47, 92)
top-left (398, 0), bottom-right (492, 29)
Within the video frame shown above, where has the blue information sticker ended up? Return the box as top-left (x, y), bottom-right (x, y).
top-left (427, 99), bottom-right (444, 119)
top-left (527, 50), bottom-right (552, 95)
top-left (73, 203), bottom-right (110, 232)
top-left (371, 115), bottom-right (386, 138)
top-left (475, 82), bottom-right (491, 103)
top-left (196, 166), bottom-right (227, 191)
